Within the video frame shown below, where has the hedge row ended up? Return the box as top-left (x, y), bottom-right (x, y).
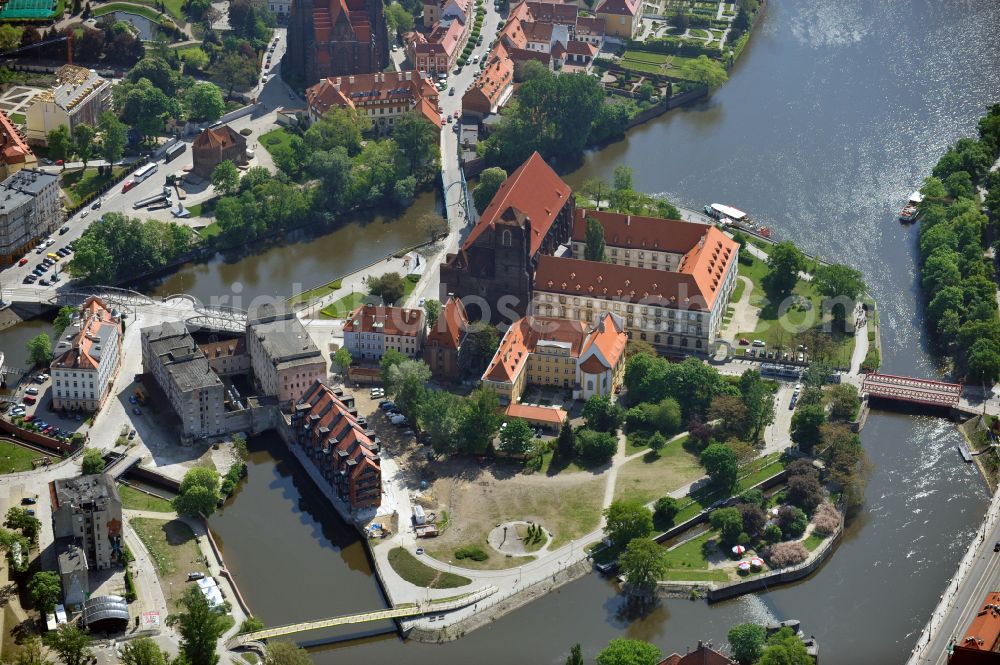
top-left (627, 37), bottom-right (721, 58)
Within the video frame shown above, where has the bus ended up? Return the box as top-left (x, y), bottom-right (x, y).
top-left (132, 163), bottom-right (158, 183)
top-left (165, 143), bottom-right (186, 162)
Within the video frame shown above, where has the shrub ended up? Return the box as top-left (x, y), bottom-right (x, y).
top-left (762, 523), bottom-right (782, 544)
top-left (455, 545), bottom-right (488, 561)
top-left (777, 506), bottom-right (808, 538)
top-left (240, 128), bottom-right (252, 136)
top-left (738, 488), bottom-right (764, 507)
top-left (575, 428), bottom-right (617, 464)
top-left (653, 496), bottom-right (679, 524)
top-left (786, 474), bottom-right (823, 515)
top-left (762, 541), bottom-right (808, 567)
top-left (811, 502), bottom-right (841, 536)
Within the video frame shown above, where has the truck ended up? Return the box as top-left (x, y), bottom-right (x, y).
top-left (132, 192), bottom-right (170, 209)
top-left (134, 388), bottom-right (147, 406)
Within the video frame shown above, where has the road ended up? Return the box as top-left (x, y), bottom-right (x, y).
top-left (1, 27), bottom-right (298, 302)
top-left (407, 1), bottom-right (505, 310)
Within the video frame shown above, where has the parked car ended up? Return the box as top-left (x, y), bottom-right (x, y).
top-left (752, 339), bottom-right (766, 347)
top-left (25, 387), bottom-right (38, 396)
top-left (187, 572), bottom-right (205, 581)
top-left (59, 225), bottom-right (69, 234)
top-left (17, 257), bottom-right (27, 266)
top-left (132, 407), bottom-right (142, 415)
top-left (129, 395), bottom-right (138, 404)
top-left (128, 430), bottom-right (137, 439)
top-left (20, 497), bottom-right (36, 505)
top-left (379, 401), bottom-right (397, 411)
top-left (92, 198), bottom-right (102, 210)
top-left (23, 276), bottom-right (34, 284)
top-left (25, 509), bottom-right (35, 516)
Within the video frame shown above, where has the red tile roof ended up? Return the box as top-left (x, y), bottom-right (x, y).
top-left (193, 124), bottom-right (244, 151)
top-left (579, 312), bottom-right (626, 373)
top-left (306, 70), bottom-right (438, 119)
top-left (572, 209), bottom-right (710, 253)
top-left (343, 303), bottom-right (425, 337)
top-left (958, 592), bottom-right (1000, 653)
top-left (484, 316), bottom-right (587, 383)
top-left (658, 643), bottom-right (737, 665)
top-left (506, 403), bottom-right (567, 424)
top-left (463, 152), bottom-right (572, 257)
top-left (576, 15), bottom-right (606, 36)
top-left (535, 254), bottom-right (717, 309)
top-left (596, 0), bottom-right (638, 17)
top-left (50, 297), bottom-right (119, 372)
top-left (426, 296), bottom-right (469, 350)
top-left (0, 111), bottom-right (32, 168)
top-left (525, 0), bottom-right (578, 24)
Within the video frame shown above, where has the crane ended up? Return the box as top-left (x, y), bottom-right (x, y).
top-left (0, 33), bottom-right (72, 64)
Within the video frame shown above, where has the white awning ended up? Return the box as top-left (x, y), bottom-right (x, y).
top-left (710, 203), bottom-right (747, 221)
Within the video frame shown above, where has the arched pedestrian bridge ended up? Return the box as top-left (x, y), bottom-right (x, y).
top-left (227, 585), bottom-right (497, 648)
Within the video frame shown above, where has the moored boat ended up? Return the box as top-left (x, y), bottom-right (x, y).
top-left (899, 191), bottom-right (923, 223)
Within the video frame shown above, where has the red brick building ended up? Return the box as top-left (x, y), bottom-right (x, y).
top-left (191, 125), bottom-right (247, 180)
top-left (292, 381), bottom-right (382, 510)
top-left (285, 0), bottom-right (390, 85)
top-left (423, 296), bottom-right (470, 382)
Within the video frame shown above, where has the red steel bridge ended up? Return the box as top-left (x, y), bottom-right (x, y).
top-left (861, 373), bottom-right (962, 408)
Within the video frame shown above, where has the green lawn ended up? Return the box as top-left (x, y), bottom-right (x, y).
top-left (0, 439), bottom-right (43, 474)
top-left (663, 568), bottom-right (729, 582)
top-left (9, 112), bottom-right (24, 125)
top-left (662, 531), bottom-right (713, 570)
top-left (668, 55), bottom-right (723, 82)
top-left (123, 0), bottom-right (186, 22)
top-left (804, 532), bottom-right (827, 551)
top-left (730, 277), bottom-right (746, 303)
top-left (118, 484), bottom-right (174, 512)
top-left (538, 450), bottom-right (592, 475)
top-left (60, 167), bottom-right (124, 207)
top-left (688, 28), bottom-right (710, 39)
top-left (672, 453), bottom-right (787, 525)
top-left (260, 128), bottom-right (295, 155)
top-left (289, 280), bottom-right (343, 307)
top-left (319, 277), bottom-right (418, 318)
top-left (620, 58), bottom-right (666, 75)
top-left (92, 1), bottom-right (175, 25)
top-left (387, 548), bottom-right (471, 588)
top-left (131, 518), bottom-right (205, 612)
top-left (614, 435), bottom-right (704, 505)
top-left (736, 251), bottom-right (856, 367)
top-left (622, 50), bottom-right (670, 64)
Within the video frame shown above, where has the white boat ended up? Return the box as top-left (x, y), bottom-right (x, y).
top-left (899, 191), bottom-right (923, 223)
top-left (704, 203), bottom-right (750, 223)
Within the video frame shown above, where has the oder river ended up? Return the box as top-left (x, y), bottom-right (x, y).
top-left (4, 0), bottom-right (1000, 662)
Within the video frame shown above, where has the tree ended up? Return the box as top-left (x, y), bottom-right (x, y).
top-left (99, 112), bottom-right (128, 165)
top-left (119, 637), bottom-right (168, 665)
top-left (653, 496), bottom-right (679, 525)
top-left (117, 77), bottom-right (181, 141)
top-left (167, 586), bottom-right (229, 665)
top-left (556, 419), bottom-right (576, 460)
top-left (0, 24), bottom-right (24, 52)
top-left (26, 333), bottom-right (52, 366)
top-left (709, 506), bottom-right (744, 546)
top-left (81, 447), bottom-right (105, 474)
top-left (215, 53), bottom-right (257, 98)
top-left (53, 306), bottom-right (76, 336)
top-left (393, 112), bottom-right (439, 175)
top-left (456, 387), bottom-right (502, 454)
top-left (647, 431), bottom-right (667, 455)
top-left (367, 272), bottom-right (407, 304)
top-left (709, 394), bottom-right (750, 439)
top-left (756, 627), bottom-right (812, 665)
top-left (384, 1), bottom-right (413, 36)
top-left (686, 55), bottom-right (728, 88)
top-left (828, 383), bottom-right (860, 421)
top-left (417, 212), bottom-right (447, 241)
top-left (262, 642), bottom-right (312, 665)
top-left (499, 418), bottom-right (533, 455)
top-left (813, 263), bottom-right (866, 328)
top-left (700, 443), bottom-right (738, 491)
top-left (211, 161), bottom-right (241, 195)
top-left (43, 625), bottom-right (92, 665)
top-left (419, 390), bottom-right (463, 454)
top-left (472, 167), bottom-right (507, 214)
top-left (10, 637), bottom-right (51, 665)
top-left (565, 644), bottom-right (583, 665)
top-left (596, 638), bottom-right (661, 665)
top-left (47, 125), bottom-right (73, 164)
top-left (173, 467), bottom-right (221, 517)
top-left (465, 324), bottom-right (500, 372)
top-left (575, 429), bottom-right (618, 463)
top-left (763, 241), bottom-right (805, 297)
top-left (424, 299), bottom-right (441, 328)
top-left (126, 56), bottom-right (178, 94)
top-left (386, 359), bottom-right (430, 420)
top-left (72, 124), bottom-right (94, 169)
top-left (738, 502), bottom-right (767, 536)
top-left (181, 47), bottom-right (210, 71)
top-left (786, 473), bottom-right (823, 515)
top-left (618, 537), bottom-right (668, 596)
top-left (790, 403), bottom-right (826, 453)
top-left (186, 82), bottom-right (226, 122)
top-left (728, 623), bottom-right (767, 665)
top-left (603, 499), bottom-right (653, 549)
top-left (28, 571), bottom-right (61, 614)
top-left (777, 505), bottom-right (808, 538)
top-left (5, 507), bottom-right (40, 542)
top-left (331, 347), bottom-right (352, 375)
top-left (582, 394), bottom-right (624, 433)
top-left (584, 216), bottom-right (606, 261)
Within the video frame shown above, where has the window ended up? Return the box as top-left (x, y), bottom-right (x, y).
top-left (501, 230), bottom-right (512, 246)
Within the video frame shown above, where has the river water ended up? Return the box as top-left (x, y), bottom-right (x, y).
top-left (4, 0), bottom-right (1000, 662)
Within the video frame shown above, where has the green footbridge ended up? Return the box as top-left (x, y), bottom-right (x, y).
top-left (227, 585), bottom-right (498, 648)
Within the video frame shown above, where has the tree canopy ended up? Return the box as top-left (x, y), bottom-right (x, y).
top-left (167, 586), bottom-right (229, 665)
top-left (595, 639), bottom-right (662, 665)
top-left (603, 499), bottom-right (653, 549)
